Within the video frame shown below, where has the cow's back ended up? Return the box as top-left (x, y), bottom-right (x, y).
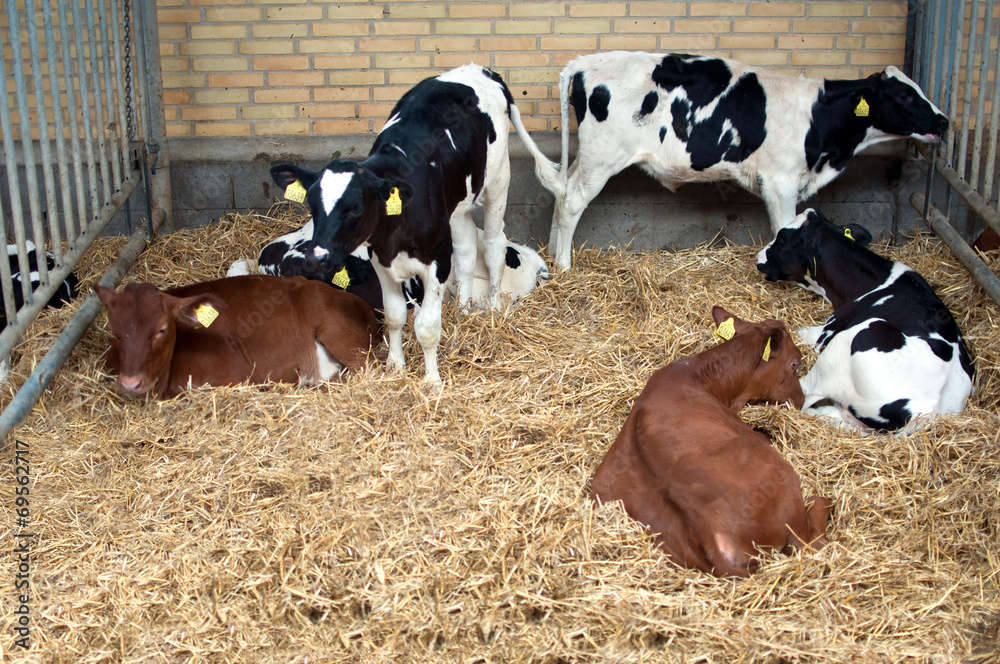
top-left (564, 51), bottom-right (820, 191)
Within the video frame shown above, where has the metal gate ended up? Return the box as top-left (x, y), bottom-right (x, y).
top-left (0, 0), bottom-right (171, 440)
top-left (911, 0), bottom-right (1000, 303)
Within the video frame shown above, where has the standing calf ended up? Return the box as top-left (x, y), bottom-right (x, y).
top-left (591, 307), bottom-right (831, 577)
top-left (516, 51), bottom-right (948, 270)
top-left (97, 275), bottom-right (380, 399)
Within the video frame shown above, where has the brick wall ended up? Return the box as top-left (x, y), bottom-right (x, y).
top-left (157, 1), bottom-right (910, 138)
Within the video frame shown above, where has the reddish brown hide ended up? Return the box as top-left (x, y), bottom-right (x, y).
top-left (591, 306), bottom-right (832, 578)
top-left (96, 275), bottom-right (381, 399)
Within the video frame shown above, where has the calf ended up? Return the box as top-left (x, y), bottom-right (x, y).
top-left (591, 307), bottom-right (830, 577)
top-left (756, 209), bottom-right (974, 432)
top-left (516, 51), bottom-right (948, 270)
top-left (96, 275), bottom-right (380, 399)
top-left (227, 221), bottom-right (549, 313)
top-left (270, 65), bottom-right (545, 382)
top-left (3, 241), bottom-right (79, 326)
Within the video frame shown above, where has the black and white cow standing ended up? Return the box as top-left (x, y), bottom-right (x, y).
top-left (515, 51), bottom-right (949, 270)
top-left (227, 220), bottom-right (549, 314)
top-left (269, 65), bottom-right (545, 382)
top-left (756, 209), bottom-right (974, 432)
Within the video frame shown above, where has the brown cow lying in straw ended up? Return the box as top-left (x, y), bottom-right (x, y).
top-left (96, 275), bottom-right (381, 399)
top-left (591, 306), bottom-right (832, 577)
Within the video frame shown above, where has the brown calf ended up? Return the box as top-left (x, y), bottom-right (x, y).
top-left (591, 306), bottom-right (832, 577)
top-left (96, 275), bottom-right (381, 399)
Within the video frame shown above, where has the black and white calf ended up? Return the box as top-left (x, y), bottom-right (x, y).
top-left (516, 51), bottom-right (949, 270)
top-left (756, 209), bottom-right (974, 432)
top-left (227, 221), bottom-right (549, 312)
top-left (2, 242), bottom-right (79, 381)
top-left (3, 241), bottom-right (79, 326)
top-left (270, 65), bottom-right (543, 382)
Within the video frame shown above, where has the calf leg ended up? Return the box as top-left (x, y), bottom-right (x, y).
top-left (550, 166), bottom-right (615, 271)
top-left (760, 178), bottom-right (799, 233)
top-left (373, 263), bottom-right (408, 373)
top-left (412, 277), bottom-right (446, 383)
top-left (479, 160), bottom-right (510, 309)
top-left (449, 202), bottom-right (479, 309)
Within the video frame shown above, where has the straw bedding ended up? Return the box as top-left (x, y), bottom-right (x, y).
top-left (2, 207), bottom-right (998, 663)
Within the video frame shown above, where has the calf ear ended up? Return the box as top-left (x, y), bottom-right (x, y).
top-left (174, 294), bottom-right (228, 331)
top-left (843, 223), bottom-right (872, 246)
top-left (270, 164), bottom-right (319, 192)
top-left (94, 284), bottom-right (116, 307)
top-left (374, 177), bottom-right (416, 208)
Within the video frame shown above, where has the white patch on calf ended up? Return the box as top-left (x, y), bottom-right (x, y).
top-left (319, 170), bottom-right (355, 216)
top-left (311, 340), bottom-right (344, 384)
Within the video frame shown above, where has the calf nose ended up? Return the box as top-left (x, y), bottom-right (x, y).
top-left (937, 115), bottom-right (949, 134)
top-left (118, 374), bottom-right (146, 394)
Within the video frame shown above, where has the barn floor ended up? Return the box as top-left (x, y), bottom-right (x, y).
top-left (2, 209), bottom-right (998, 663)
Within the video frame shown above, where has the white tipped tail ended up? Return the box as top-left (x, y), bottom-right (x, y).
top-left (508, 100), bottom-right (564, 198)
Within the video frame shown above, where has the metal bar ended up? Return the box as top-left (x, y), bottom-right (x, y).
top-left (0, 212), bottom-right (161, 444)
top-left (970, 0), bottom-right (993, 190)
top-left (97, 0), bottom-right (123, 188)
top-left (0, 40), bottom-right (21, 324)
top-left (943, 0), bottom-right (966, 164)
top-left (109, 0), bottom-right (133, 193)
top-left (58, 0), bottom-right (88, 241)
top-left (26, 0), bottom-right (63, 264)
top-left (84, 0), bottom-right (113, 207)
top-left (911, 192), bottom-right (1000, 305)
top-left (958, 0), bottom-right (980, 174)
top-left (135, 0), bottom-right (173, 233)
top-left (71, 0), bottom-right (101, 227)
top-left (918, 142), bottom-right (1000, 235)
top-left (0, 170), bottom-right (141, 363)
top-left (42, 0), bottom-right (75, 257)
top-left (6, 0), bottom-right (48, 308)
top-left (982, 7), bottom-right (1000, 202)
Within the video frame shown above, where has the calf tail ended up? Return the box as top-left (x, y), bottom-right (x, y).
top-left (508, 99), bottom-right (564, 198)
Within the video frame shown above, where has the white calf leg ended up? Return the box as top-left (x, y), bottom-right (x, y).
top-left (373, 263), bottom-right (408, 373)
top-left (413, 278), bottom-right (446, 383)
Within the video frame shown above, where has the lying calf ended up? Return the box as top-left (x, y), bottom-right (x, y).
top-left (228, 221), bottom-right (549, 313)
top-left (756, 209), bottom-right (974, 432)
top-left (591, 307), bottom-right (831, 577)
top-left (97, 275), bottom-right (380, 398)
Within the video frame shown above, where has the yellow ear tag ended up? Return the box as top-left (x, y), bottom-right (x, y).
top-left (385, 187), bottom-right (402, 216)
top-left (284, 180), bottom-right (307, 204)
top-left (844, 228), bottom-right (855, 241)
top-left (332, 267), bottom-right (350, 289)
top-left (714, 317), bottom-right (736, 341)
top-left (762, 337), bottom-right (772, 362)
top-left (195, 304), bottom-right (219, 328)
top-left (854, 97), bottom-right (870, 117)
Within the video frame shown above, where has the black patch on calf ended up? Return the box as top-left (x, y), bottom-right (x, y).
top-left (686, 74), bottom-right (767, 171)
top-left (570, 72), bottom-right (587, 125)
top-left (588, 85), bottom-right (611, 122)
top-left (483, 67), bottom-right (515, 110)
top-left (851, 319), bottom-right (905, 355)
top-left (670, 98), bottom-right (690, 140)
top-left (3, 245), bottom-right (78, 327)
top-left (505, 246), bottom-right (521, 269)
top-left (850, 399), bottom-right (912, 432)
top-left (659, 126), bottom-right (667, 142)
top-left (639, 91), bottom-right (658, 116)
top-left (651, 54), bottom-right (731, 108)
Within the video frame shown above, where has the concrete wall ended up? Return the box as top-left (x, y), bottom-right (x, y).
top-left (158, 134), bottom-right (963, 253)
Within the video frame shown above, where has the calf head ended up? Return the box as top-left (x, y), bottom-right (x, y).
top-left (756, 209), bottom-right (871, 296)
top-left (270, 161), bottom-right (414, 273)
top-left (869, 67), bottom-right (948, 143)
top-left (96, 283), bottom-right (226, 397)
top-left (711, 306), bottom-right (804, 409)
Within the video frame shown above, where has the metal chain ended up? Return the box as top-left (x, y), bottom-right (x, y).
top-left (122, 0), bottom-right (135, 143)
